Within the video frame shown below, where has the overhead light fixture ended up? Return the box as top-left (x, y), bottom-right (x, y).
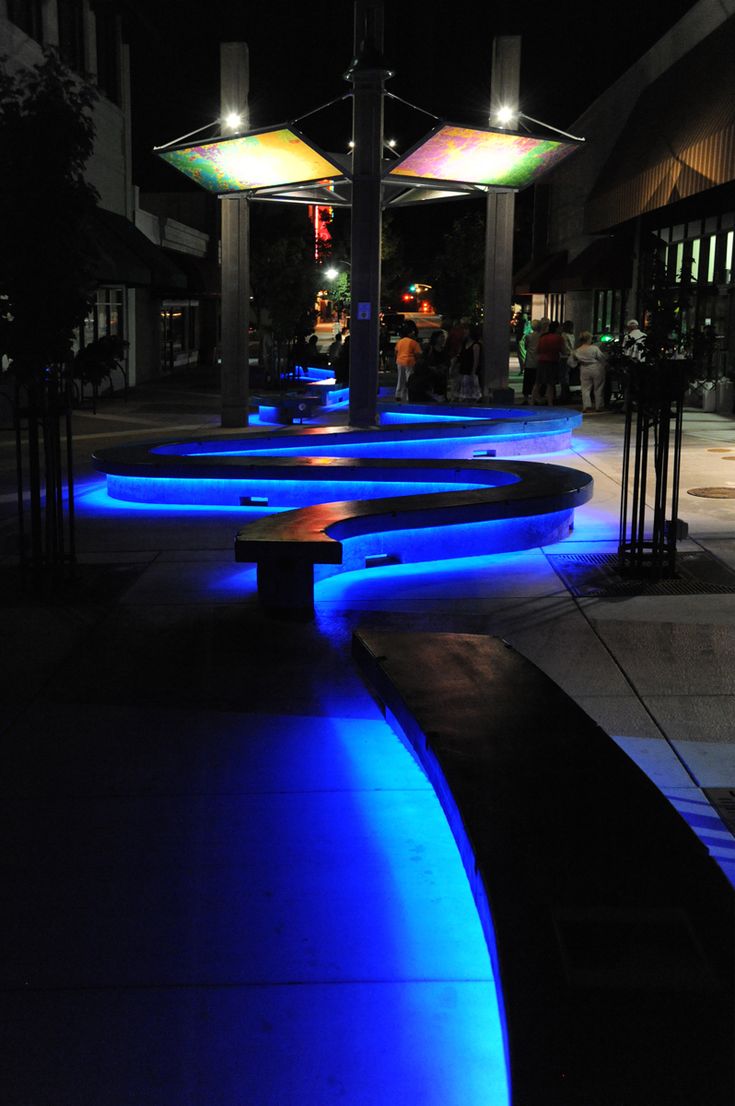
top-left (495, 105), bottom-right (516, 127)
top-left (224, 112), bottom-right (244, 131)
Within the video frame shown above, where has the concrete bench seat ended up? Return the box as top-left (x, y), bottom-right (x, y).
top-left (352, 629), bottom-right (734, 1106)
top-left (234, 459), bottom-right (593, 617)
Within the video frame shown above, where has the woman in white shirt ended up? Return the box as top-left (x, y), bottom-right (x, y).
top-left (569, 331), bottom-right (607, 412)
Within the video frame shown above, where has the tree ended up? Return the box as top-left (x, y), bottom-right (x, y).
top-left (324, 269), bottom-right (350, 320)
top-left (0, 51), bottom-right (100, 583)
top-left (430, 211), bottom-right (485, 320)
top-left (0, 51), bottom-right (99, 377)
top-left (250, 208), bottom-right (322, 372)
top-left (380, 211), bottom-right (406, 307)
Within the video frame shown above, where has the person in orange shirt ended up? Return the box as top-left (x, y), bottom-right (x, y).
top-left (394, 327), bottom-right (422, 401)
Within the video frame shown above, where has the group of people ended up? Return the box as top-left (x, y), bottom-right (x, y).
top-left (295, 315), bottom-right (652, 413)
top-left (519, 316), bottom-right (646, 412)
top-left (394, 320), bottom-right (484, 404)
top-left (519, 318), bottom-right (577, 407)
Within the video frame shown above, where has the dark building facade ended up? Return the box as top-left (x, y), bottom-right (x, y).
top-left (517, 0), bottom-right (735, 389)
top-left (1, 0), bottom-right (219, 385)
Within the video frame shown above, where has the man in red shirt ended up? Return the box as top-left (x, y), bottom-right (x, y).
top-left (532, 320), bottom-right (565, 406)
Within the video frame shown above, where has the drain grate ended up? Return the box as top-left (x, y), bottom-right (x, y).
top-left (687, 486), bottom-right (735, 498)
top-left (548, 551), bottom-right (735, 597)
top-left (703, 788), bottom-right (735, 837)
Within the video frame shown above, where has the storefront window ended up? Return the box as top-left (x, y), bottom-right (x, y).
top-left (58, 0), bottom-right (85, 74)
top-left (591, 290), bottom-right (625, 337)
top-left (78, 287), bottom-right (124, 351)
top-left (160, 300), bottom-right (200, 373)
top-left (7, 0), bottom-right (42, 39)
top-left (543, 293), bottom-right (564, 321)
top-left (707, 236), bottom-right (717, 283)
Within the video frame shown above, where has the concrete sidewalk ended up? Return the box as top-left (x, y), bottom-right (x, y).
top-left (2, 373), bottom-right (734, 1104)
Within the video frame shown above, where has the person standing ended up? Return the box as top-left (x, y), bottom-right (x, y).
top-left (394, 326), bottom-right (422, 401)
top-left (457, 326), bottom-right (483, 401)
top-left (532, 320), bottom-right (564, 406)
top-left (568, 331), bottom-right (607, 412)
top-left (328, 331), bottom-right (342, 368)
top-left (559, 320), bottom-right (575, 403)
top-left (445, 317), bottom-right (468, 360)
top-left (520, 319), bottom-right (540, 404)
top-left (425, 329), bottom-right (450, 399)
top-left (622, 318), bottom-right (646, 361)
top-left (334, 334), bottom-right (350, 385)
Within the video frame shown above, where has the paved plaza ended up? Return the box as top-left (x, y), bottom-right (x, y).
top-left (1, 368), bottom-right (734, 1104)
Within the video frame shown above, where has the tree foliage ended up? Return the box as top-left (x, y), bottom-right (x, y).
top-left (250, 209), bottom-right (321, 340)
top-left (380, 211), bottom-right (406, 307)
top-left (430, 210), bottom-right (485, 320)
top-left (324, 269), bottom-right (350, 314)
top-left (0, 51), bottom-right (100, 378)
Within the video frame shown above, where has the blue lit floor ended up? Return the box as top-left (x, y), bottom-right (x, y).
top-left (2, 706), bottom-right (509, 1105)
top-left (7, 400), bottom-right (735, 1106)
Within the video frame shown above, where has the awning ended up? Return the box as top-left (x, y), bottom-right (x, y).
top-left (88, 208), bottom-right (188, 291)
top-left (552, 236), bottom-right (632, 291)
top-left (586, 19), bottom-right (735, 231)
top-left (514, 251), bottom-right (567, 294)
top-left (162, 249), bottom-right (219, 297)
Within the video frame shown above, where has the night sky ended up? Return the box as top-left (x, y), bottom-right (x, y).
top-left (125, 0), bottom-right (700, 274)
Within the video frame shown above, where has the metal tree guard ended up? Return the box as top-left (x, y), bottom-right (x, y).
top-left (14, 366), bottom-right (77, 591)
top-left (618, 360), bottom-right (690, 579)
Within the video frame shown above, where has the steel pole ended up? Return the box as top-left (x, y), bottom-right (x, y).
top-left (220, 43), bottom-right (250, 427)
top-left (483, 36), bottom-right (521, 403)
top-left (346, 1), bottom-right (390, 427)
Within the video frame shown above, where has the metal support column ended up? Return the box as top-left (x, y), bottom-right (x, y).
top-left (220, 42), bottom-right (250, 428)
top-left (345, 0), bottom-right (391, 427)
top-left (483, 35), bottom-right (521, 403)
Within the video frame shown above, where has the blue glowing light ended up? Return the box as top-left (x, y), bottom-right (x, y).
top-left (78, 484), bottom-right (282, 516)
top-left (379, 411), bottom-right (494, 423)
top-left (169, 432), bottom-right (567, 460)
top-left (313, 509), bottom-right (574, 582)
top-left (105, 474), bottom-right (492, 507)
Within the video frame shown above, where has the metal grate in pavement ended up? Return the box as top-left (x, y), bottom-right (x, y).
top-left (548, 551), bottom-right (735, 597)
top-left (704, 789), bottom-right (735, 837)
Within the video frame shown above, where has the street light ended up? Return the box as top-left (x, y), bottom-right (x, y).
top-left (324, 261), bottom-right (351, 281)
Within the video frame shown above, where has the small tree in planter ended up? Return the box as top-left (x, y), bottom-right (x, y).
top-left (0, 51), bottom-right (99, 584)
top-left (617, 244), bottom-right (695, 579)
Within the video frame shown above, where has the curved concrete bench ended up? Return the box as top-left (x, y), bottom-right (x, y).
top-left (353, 629), bottom-right (735, 1106)
top-left (91, 405), bottom-right (583, 503)
top-left (233, 459), bottom-right (593, 617)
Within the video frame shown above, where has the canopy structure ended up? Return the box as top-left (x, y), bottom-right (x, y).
top-left (158, 119), bottom-right (581, 206)
top-left (158, 124), bottom-right (351, 200)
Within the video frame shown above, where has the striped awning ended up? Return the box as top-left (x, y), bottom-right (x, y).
top-left (585, 18), bottom-right (735, 231)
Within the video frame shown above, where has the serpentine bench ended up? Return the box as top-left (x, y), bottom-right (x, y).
top-left (353, 629), bottom-right (734, 1106)
top-left (233, 459), bottom-right (593, 617)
